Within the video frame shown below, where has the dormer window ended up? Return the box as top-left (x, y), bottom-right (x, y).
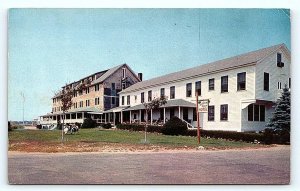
top-left (277, 53), bottom-right (284, 67)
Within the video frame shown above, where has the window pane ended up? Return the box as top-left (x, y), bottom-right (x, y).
top-left (208, 105), bottom-right (214, 121)
top-left (260, 105), bottom-right (265, 121)
top-left (248, 104), bottom-right (253, 121)
top-left (160, 88), bottom-right (165, 97)
top-left (141, 92), bottom-right (144, 103)
top-left (209, 78), bottom-right (214, 90)
top-left (148, 90), bottom-right (152, 101)
top-left (254, 105), bottom-right (259, 121)
top-left (127, 95), bottom-right (130, 105)
top-left (221, 76), bottom-right (228, 93)
top-left (186, 83), bottom-right (192, 97)
top-left (195, 81), bottom-right (201, 96)
top-left (264, 73), bottom-right (269, 91)
top-left (237, 72), bottom-right (246, 91)
top-left (170, 86), bottom-right (175, 99)
top-left (277, 53), bottom-right (282, 63)
top-left (220, 104), bottom-right (228, 120)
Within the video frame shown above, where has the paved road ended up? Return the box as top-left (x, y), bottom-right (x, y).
top-left (8, 146), bottom-right (290, 184)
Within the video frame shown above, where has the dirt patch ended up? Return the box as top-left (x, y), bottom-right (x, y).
top-left (9, 140), bottom-right (273, 153)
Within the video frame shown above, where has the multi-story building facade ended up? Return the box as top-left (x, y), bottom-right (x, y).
top-left (39, 64), bottom-right (141, 126)
top-left (118, 44), bottom-right (290, 132)
top-left (40, 44), bottom-right (290, 132)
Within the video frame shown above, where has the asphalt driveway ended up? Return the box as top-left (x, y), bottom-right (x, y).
top-left (8, 146), bottom-right (290, 184)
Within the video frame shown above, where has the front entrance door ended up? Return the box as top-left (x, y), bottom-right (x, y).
top-left (183, 108), bottom-right (189, 121)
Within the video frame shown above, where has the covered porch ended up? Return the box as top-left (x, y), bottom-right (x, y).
top-left (119, 99), bottom-right (197, 128)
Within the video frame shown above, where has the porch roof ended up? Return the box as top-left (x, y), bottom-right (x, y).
top-left (104, 106), bottom-right (129, 113)
top-left (123, 99), bottom-right (196, 111)
top-left (41, 107), bottom-right (104, 117)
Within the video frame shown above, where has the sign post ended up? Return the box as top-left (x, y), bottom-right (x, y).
top-left (195, 94), bottom-right (209, 145)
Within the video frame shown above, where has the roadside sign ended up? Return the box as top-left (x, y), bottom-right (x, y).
top-left (198, 99), bottom-right (209, 113)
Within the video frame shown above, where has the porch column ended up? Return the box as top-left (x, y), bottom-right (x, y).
top-left (76, 113), bottom-right (78, 119)
top-left (129, 111), bottom-right (132, 124)
top-left (121, 111), bottom-right (123, 124)
top-left (108, 113), bottom-right (110, 123)
top-left (163, 108), bottom-right (166, 124)
top-left (139, 110), bottom-right (141, 124)
top-left (105, 113), bottom-right (107, 123)
top-left (113, 112), bottom-right (116, 126)
top-left (178, 106), bottom-right (181, 119)
top-left (150, 109), bottom-right (153, 125)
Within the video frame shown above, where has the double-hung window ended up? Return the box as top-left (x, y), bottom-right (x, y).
top-left (209, 78), bottom-right (215, 91)
top-left (264, 72), bottom-right (269, 91)
top-left (221, 76), bottom-right (228, 93)
top-left (141, 92), bottom-right (145, 103)
top-left (148, 90), bottom-right (152, 102)
top-left (237, 72), bottom-right (246, 91)
top-left (208, 106), bottom-right (215, 121)
top-left (220, 104), bottom-right (228, 121)
top-left (170, 86), bottom-right (175, 99)
top-left (186, 83), bottom-right (192, 97)
top-left (127, 95), bottom-right (130, 105)
top-left (195, 81), bottom-right (201, 96)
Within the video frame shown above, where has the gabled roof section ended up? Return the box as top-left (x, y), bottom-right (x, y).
top-left (121, 44), bottom-right (289, 94)
top-left (91, 63), bottom-right (141, 85)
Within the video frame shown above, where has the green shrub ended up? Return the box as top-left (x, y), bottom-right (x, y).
top-left (81, 118), bottom-right (97, 128)
top-left (36, 124), bottom-right (42, 129)
top-left (102, 123), bottom-right (112, 129)
top-left (263, 128), bottom-right (273, 144)
top-left (186, 129), bottom-right (264, 143)
top-left (161, 116), bottom-right (187, 136)
top-left (116, 123), bottom-right (162, 133)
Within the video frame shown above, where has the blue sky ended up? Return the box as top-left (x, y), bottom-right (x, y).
top-left (8, 9), bottom-right (290, 121)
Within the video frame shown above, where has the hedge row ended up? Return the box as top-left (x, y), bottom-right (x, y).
top-left (186, 129), bottom-right (264, 143)
top-left (116, 123), bottom-right (163, 133)
top-left (116, 123), bottom-right (286, 144)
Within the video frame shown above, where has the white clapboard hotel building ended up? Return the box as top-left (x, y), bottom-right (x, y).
top-left (118, 44), bottom-right (290, 132)
top-left (39, 44), bottom-right (290, 132)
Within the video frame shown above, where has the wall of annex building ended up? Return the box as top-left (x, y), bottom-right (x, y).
top-left (255, 47), bottom-right (291, 102)
top-left (120, 65), bottom-right (257, 132)
top-left (103, 65), bottom-right (140, 110)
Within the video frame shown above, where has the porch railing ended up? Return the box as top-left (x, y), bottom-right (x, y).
top-left (181, 119), bottom-right (195, 129)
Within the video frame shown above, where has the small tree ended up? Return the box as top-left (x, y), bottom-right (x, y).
top-left (143, 96), bottom-right (167, 143)
top-left (59, 84), bottom-right (73, 141)
top-left (267, 84), bottom-right (290, 143)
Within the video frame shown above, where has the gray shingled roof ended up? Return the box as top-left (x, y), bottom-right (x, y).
top-left (123, 99), bottom-right (196, 111)
top-left (121, 44), bottom-right (286, 93)
top-left (91, 64), bottom-right (124, 85)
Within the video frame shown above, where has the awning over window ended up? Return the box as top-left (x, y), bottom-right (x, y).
top-left (241, 99), bottom-right (274, 109)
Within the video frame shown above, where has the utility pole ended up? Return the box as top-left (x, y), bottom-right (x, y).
top-left (20, 92), bottom-right (25, 125)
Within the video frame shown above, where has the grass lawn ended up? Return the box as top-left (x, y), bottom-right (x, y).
top-left (9, 128), bottom-right (262, 150)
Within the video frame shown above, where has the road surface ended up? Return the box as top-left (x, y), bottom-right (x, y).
top-left (8, 146), bottom-right (290, 184)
